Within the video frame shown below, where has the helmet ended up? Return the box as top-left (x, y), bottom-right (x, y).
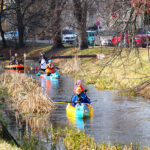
top-left (40, 52), bottom-right (45, 56)
top-left (76, 87), bottom-right (82, 93)
top-left (48, 60), bottom-right (53, 63)
top-left (75, 80), bottom-right (82, 86)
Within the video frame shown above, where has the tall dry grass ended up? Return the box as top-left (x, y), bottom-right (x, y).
top-left (0, 73), bottom-right (54, 115)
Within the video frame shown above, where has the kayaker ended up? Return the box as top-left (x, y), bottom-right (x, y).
top-left (9, 53), bottom-right (22, 65)
top-left (9, 56), bottom-right (15, 65)
top-left (46, 60), bottom-right (55, 76)
top-left (71, 87), bottom-right (91, 107)
top-left (73, 80), bottom-right (84, 94)
top-left (39, 53), bottom-right (47, 72)
top-left (14, 53), bottom-right (22, 64)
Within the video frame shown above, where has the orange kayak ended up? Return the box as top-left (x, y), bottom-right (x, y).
top-left (4, 65), bottom-right (24, 73)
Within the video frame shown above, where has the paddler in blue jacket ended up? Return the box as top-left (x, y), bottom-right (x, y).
top-left (71, 87), bottom-right (91, 107)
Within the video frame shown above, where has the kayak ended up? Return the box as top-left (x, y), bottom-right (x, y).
top-left (66, 103), bottom-right (94, 118)
top-left (4, 65), bottom-right (24, 73)
top-left (40, 72), bottom-right (60, 79)
top-left (36, 72), bottom-right (45, 76)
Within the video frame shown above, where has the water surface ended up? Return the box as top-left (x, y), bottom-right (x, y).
top-left (39, 75), bottom-right (150, 147)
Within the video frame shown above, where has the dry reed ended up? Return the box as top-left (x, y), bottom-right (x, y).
top-left (0, 73), bottom-right (54, 115)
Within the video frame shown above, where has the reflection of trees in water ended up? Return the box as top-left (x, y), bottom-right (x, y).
top-left (15, 112), bottom-right (52, 139)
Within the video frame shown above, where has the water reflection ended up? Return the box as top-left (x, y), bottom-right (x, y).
top-left (67, 115), bottom-right (93, 130)
top-left (40, 78), bottom-right (59, 90)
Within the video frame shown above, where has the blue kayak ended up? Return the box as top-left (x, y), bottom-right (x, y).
top-left (40, 72), bottom-right (60, 79)
top-left (36, 72), bottom-right (45, 76)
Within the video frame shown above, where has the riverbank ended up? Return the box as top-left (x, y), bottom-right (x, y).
top-left (0, 73), bottom-right (54, 115)
top-left (50, 46), bottom-right (150, 99)
top-left (51, 127), bottom-right (150, 150)
top-left (0, 72), bottom-right (55, 149)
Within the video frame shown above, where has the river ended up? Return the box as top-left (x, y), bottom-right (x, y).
top-left (39, 75), bottom-right (150, 147)
top-left (1, 60), bottom-right (150, 148)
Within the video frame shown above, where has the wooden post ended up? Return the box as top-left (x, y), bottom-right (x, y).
top-left (24, 53), bottom-right (26, 73)
top-left (9, 49), bottom-right (11, 64)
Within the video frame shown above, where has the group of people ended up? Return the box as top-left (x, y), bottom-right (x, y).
top-left (39, 53), bottom-right (55, 76)
top-left (9, 52), bottom-right (90, 107)
top-left (39, 53), bottom-right (90, 106)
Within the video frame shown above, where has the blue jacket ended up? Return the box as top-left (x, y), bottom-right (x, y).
top-left (71, 92), bottom-right (91, 106)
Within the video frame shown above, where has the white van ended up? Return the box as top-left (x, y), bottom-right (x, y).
top-left (62, 30), bottom-right (77, 44)
top-left (5, 31), bottom-right (19, 40)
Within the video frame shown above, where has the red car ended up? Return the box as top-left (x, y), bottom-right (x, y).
top-left (112, 33), bottom-right (146, 48)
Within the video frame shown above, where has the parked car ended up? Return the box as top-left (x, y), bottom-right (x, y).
top-left (62, 29), bottom-right (77, 44)
top-left (86, 30), bottom-right (96, 46)
top-left (112, 32), bottom-right (147, 48)
top-left (4, 31), bottom-right (19, 40)
top-left (95, 30), bottom-right (113, 46)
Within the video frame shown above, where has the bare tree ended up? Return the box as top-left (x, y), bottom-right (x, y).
top-left (6, 0), bottom-right (43, 48)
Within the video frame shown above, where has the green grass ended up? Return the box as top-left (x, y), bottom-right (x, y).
top-left (57, 47), bottom-right (150, 97)
top-left (26, 45), bottom-right (52, 57)
top-left (51, 127), bottom-right (149, 150)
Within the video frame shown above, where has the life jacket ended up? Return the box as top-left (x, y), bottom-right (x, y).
top-left (40, 59), bottom-right (47, 69)
top-left (73, 85), bottom-right (84, 94)
top-left (46, 63), bottom-right (54, 73)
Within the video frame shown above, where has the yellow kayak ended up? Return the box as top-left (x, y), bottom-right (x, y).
top-left (66, 103), bottom-right (94, 118)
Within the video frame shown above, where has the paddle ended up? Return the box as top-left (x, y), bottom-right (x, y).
top-left (52, 100), bottom-right (97, 104)
top-left (55, 66), bottom-right (60, 70)
top-left (52, 100), bottom-right (72, 103)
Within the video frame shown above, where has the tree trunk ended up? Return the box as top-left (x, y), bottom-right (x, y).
top-left (52, 29), bottom-right (64, 50)
top-left (0, 21), bottom-right (6, 47)
top-left (18, 26), bottom-right (25, 48)
top-left (1, 29), bottom-right (6, 47)
top-left (0, 0), bottom-right (6, 47)
top-left (51, 1), bottom-right (64, 50)
top-left (16, 0), bottom-right (25, 48)
top-left (78, 26), bottom-right (88, 50)
top-left (73, 0), bottom-right (88, 50)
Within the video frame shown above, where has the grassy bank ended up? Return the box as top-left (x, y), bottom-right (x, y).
top-left (0, 73), bottom-right (55, 149)
top-left (49, 46), bottom-right (150, 98)
top-left (0, 73), bottom-right (54, 115)
top-left (22, 44), bottom-right (150, 97)
top-left (51, 127), bottom-right (149, 150)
